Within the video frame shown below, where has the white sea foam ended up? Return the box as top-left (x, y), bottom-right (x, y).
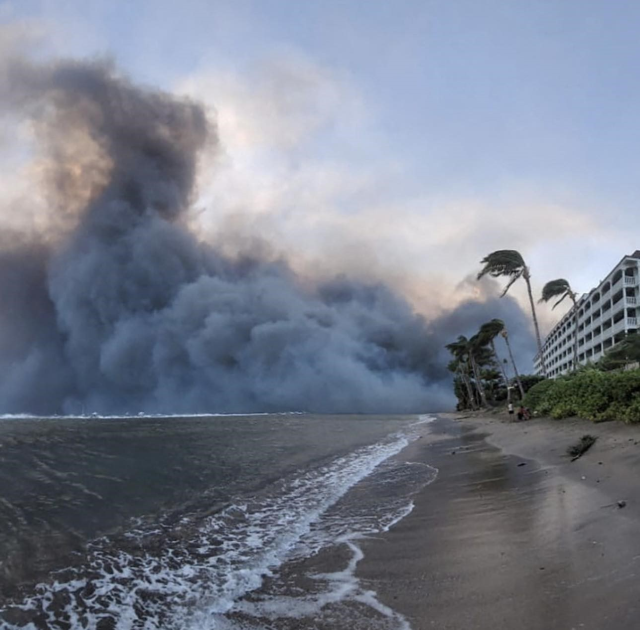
top-left (1, 417), bottom-right (437, 630)
top-left (0, 412), bottom-right (278, 421)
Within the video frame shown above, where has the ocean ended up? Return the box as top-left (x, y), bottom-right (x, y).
top-left (0, 413), bottom-right (437, 630)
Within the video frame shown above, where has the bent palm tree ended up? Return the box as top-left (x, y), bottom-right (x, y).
top-left (445, 337), bottom-right (477, 409)
top-left (540, 279), bottom-right (579, 371)
top-left (447, 358), bottom-right (475, 409)
top-left (477, 250), bottom-right (547, 376)
top-left (468, 333), bottom-right (490, 408)
top-left (446, 335), bottom-right (489, 408)
top-left (478, 319), bottom-right (523, 400)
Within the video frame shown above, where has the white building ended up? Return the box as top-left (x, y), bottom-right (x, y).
top-left (534, 251), bottom-right (640, 377)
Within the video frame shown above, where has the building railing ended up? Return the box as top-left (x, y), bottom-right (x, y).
top-left (627, 296), bottom-right (637, 305)
top-left (625, 276), bottom-right (636, 285)
top-left (610, 317), bottom-right (638, 334)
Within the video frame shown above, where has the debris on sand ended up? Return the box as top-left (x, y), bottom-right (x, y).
top-left (567, 435), bottom-right (597, 461)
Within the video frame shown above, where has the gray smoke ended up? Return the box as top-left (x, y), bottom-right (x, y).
top-left (0, 58), bottom-right (535, 415)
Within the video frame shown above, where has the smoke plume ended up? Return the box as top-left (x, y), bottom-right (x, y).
top-left (0, 56), bottom-right (534, 414)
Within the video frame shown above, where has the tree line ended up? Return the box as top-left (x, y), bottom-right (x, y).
top-left (446, 249), bottom-right (578, 410)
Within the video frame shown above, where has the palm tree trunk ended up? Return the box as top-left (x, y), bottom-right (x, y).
top-left (502, 331), bottom-right (525, 400)
top-left (469, 352), bottom-right (488, 407)
top-left (460, 365), bottom-right (476, 410)
top-left (524, 269), bottom-right (547, 376)
top-left (571, 295), bottom-right (579, 371)
top-left (491, 339), bottom-right (509, 388)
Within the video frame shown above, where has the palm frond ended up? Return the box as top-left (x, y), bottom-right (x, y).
top-left (477, 250), bottom-right (526, 281)
top-left (478, 318), bottom-right (505, 341)
top-left (445, 336), bottom-right (470, 358)
top-left (539, 278), bottom-right (572, 304)
top-left (552, 293), bottom-right (569, 310)
top-left (500, 269), bottom-right (523, 296)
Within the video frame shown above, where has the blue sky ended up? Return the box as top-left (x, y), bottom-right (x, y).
top-left (3, 0), bottom-right (640, 330)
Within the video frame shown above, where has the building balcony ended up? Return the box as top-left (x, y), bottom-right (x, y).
top-left (613, 319), bottom-right (626, 334)
top-left (612, 300), bottom-right (625, 315)
top-left (611, 317), bottom-right (638, 334)
top-left (625, 276), bottom-right (636, 286)
top-left (626, 296), bottom-right (637, 305)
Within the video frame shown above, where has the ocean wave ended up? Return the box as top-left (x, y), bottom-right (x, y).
top-left (0, 418), bottom-right (436, 630)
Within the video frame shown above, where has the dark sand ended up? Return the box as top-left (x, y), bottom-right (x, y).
top-left (358, 414), bottom-right (640, 629)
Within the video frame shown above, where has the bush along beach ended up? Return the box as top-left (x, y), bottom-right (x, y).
top-left (524, 368), bottom-right (640, 423)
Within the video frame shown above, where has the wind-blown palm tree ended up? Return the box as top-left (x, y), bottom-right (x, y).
top-left (477, 250), bottom-right (547, 376)
top-left (468, 333), bottom-right (492, 408)
top-left (447, 358), bottom-right (476, 410)
top-left (445, 337), bottom-right (477, 409)
top-left (467, 334), bottom-right (488, 407)
top-left (540, 279), bottom-right (579, 371)
top-left (445, 335), bottom-right (490, 408)
top-left (478, 319), bottom-right (524, 400)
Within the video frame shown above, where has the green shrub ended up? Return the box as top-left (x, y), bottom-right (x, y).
top-left (523, 368), bottom-right (640, 423)
top-left (551, 399), bottom-right (577, 419)
top-left (622, 394), bottom-right (640, 423)
top-left (595, 401), bottom-right (628, 423)
top-left (523, 378), bottom-right (556, 411)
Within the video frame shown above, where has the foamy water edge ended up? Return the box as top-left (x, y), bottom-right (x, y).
top-left (1, 414), bottom-right (438, 630)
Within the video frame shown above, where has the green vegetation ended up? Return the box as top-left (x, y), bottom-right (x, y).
top-left (446, 318), bottom-right (542, 410)
top-left (446, 252), bottom-right (640, 419)
top-left (567, 434), bottom-right (597, 459)
top-left (597, 335), bottom-right (640, 371)
top-left (523, 368), bottom-right (640, 423)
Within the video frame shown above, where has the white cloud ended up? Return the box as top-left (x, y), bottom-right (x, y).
top-left (177, 51), bottom-right (624, 328)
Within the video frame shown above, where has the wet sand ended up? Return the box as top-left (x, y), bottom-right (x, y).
top-left (358, 414), bottom-right (640, 629)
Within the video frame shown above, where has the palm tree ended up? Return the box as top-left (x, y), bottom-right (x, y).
top-left (478, 319), bottom-right (521, 400)
top-left (477, 250), bottom-right (547, 376)
top-left (468, 334), bottom-right (491, 407)
top-left (446, 336), bottom-right (478, 409)
top-left (445, 335), bottom-right (489, 408)
top-left (447, 358), bottom-right (476, 410)
top-left (540, 279), bottom-right (579, 372)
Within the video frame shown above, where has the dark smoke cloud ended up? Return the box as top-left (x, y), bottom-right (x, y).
top-left (0, 57), bottom-right (535, 415)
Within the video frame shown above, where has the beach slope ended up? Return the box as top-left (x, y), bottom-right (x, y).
top-left (358, 414), bottom-right (640, 630)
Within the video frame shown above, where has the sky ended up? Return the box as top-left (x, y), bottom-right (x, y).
top-left (2, 0), bottom-right (640, 333)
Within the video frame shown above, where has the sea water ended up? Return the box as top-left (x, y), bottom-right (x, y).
top-left (0, 413), bottom-right (437, 629)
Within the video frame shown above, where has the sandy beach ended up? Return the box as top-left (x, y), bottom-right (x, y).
top-left (358, 414), bottom-right (640, 630)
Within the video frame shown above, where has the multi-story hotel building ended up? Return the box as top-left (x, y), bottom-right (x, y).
top-left (534, 251), bottom-right (640, 377)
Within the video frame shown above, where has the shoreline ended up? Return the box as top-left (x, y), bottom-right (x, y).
top-left (357, 413), bottom-right (640, 630)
